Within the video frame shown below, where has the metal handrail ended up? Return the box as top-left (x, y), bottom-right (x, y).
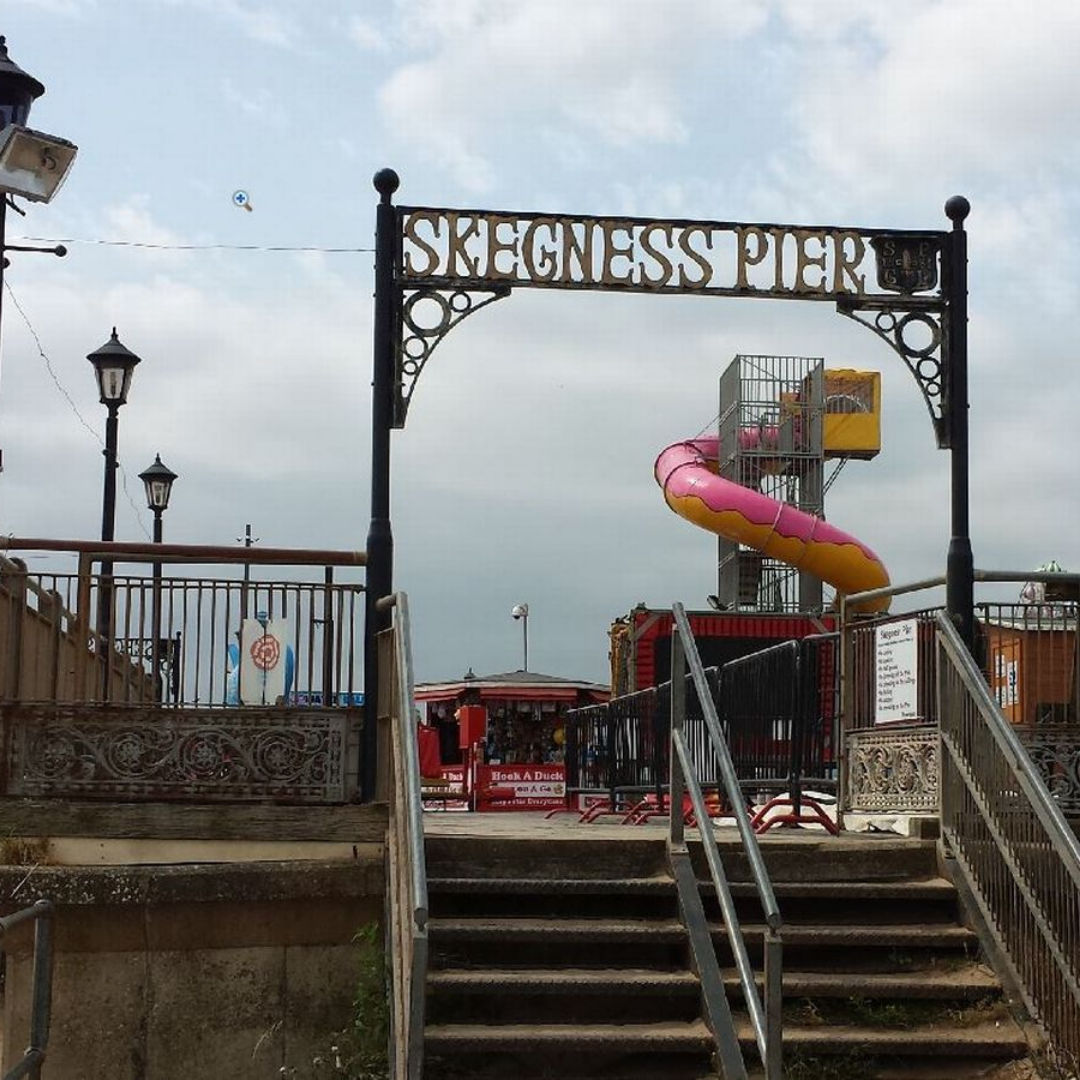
top-left (936, 610), bottom-right (1080, 1060)
top-left (937, 607), bottom-right (1080, 881)
top-left (0, 900), bottom-right (53, 1080)
top-left (670, 603), bottom-right (783, 1079)
top-left (392, 593), bottom-right (430, 933)
top-left (385, 592), bottom-right (428, 1080)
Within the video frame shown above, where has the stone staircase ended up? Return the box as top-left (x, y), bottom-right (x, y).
top-left (421, 830), bottom-right (1034, 1079)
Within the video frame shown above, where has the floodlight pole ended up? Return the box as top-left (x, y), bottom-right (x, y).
top-left (362, 167), bottom-right (400, 802)
top-left (944, 196), bottom-right (973, 651)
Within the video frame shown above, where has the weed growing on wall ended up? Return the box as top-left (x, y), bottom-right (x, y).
top-left (308, 924), bottom-right (389, 1080)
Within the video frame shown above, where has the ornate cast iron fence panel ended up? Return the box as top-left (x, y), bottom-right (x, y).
top-left (1015, 723), bottom-right (1080, 817)
top-left (845, 724), bottom-right (939, 813)
top-left (2, 704), bottom-right (356, 802)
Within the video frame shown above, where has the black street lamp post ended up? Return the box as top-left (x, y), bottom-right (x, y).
top-left (0, 36), bottom-right (73, 475)
top-left (88, 329), bottom-right (141, 695)
top-left (139, 454), bottom-right (177, 700)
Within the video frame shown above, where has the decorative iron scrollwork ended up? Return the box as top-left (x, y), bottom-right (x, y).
top-left (837, 299), bottom-right (949, 448)
top-left (8, 708), bottom-right (352, 802)
top-left (846, 725), bottom-right (940, 812)
top-left (1015, 724), bottom-right (1080, 815)
top-left (394, 284), bottom-right (511, 427)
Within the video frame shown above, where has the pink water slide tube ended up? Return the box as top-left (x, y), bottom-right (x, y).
top-left (655, 436), bottom-right (890, 611)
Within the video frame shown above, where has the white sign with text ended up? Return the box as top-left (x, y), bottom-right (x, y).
top-left (875, 619), bottom-right (919, 724)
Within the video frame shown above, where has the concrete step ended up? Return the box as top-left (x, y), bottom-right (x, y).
top-left (426, 962), bottom-right (1000, 1026)
top-left (739, 1017), bottom-right (1029, 1058)
top-left (427, 967), bottom-right (701, 1025)
top-left (426, 1017), bottom-right (715, 1047)
top-left (427, 914), bottom-right (689, 970)
top-left (427, 963), bottom-right (998, 1000)
top-left (762, 965), bottom-right (1000, 1001)
top-left (427, 967), bottom-right (700, 995)
top-left (427, 914), bottom-right (979, 975)
top-left (427, 874), bottom-right (961, 924)
top-left (428, 875), bottom-right (679, 920)
top-left (425, 1016), bottom-right (718, 1079)
top-left (426, 833), bottom-right (942, 885)
top-left (429, 873), bottom-right (957, 902)
top-left (428, 915), bottom-right (978, 950)
top-left (425, 835), bottom-right (668, 881)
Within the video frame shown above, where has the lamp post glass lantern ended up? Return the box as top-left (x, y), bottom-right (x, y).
top-left (88, 328), bottom-right (140, 546)
top-left (89, 327), bottom-right (140, 409)
top-left (140, 454), bottom-right (177, 517)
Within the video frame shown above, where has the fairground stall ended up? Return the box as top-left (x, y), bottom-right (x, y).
top-left (414, 669), bottom-right (608, 811)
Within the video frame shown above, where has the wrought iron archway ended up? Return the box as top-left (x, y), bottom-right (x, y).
top-left (361, 167), bottom-right (971, 800)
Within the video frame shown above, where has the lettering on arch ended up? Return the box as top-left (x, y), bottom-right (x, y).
top-left (398, 206), bottom-right (946, 302)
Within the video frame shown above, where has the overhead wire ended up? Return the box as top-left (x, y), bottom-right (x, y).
top-left (2, 280), bottom-right (152, 540)
top-left (13, 236), bottom-right (374, 254)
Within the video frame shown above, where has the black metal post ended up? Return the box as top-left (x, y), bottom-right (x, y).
top-left (239, 523), bottom-right (254, 624)
top-left (100, 408), bottom-right (119, 543)
top-left (362, 167), bottom-right (400, 802)
top-left (944, 196), bottom-right (973, 650)
top-left (323, 566), bottom-right (335, 706)
top-left (98, 403), bottom-right (120, 697)
top-left (151, 508), bottom-right (163, 701)
top-left (0, 196), bottom-right (7, 476)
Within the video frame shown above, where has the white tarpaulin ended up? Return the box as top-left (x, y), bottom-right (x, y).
top-left (239, 617), bottom-right (289, 705)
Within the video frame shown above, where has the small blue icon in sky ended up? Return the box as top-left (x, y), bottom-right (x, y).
top-left (232, 189), bottom-right (253, 212)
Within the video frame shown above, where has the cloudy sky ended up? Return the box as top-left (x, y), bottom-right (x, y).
top-left (2, 0), bottom-right (1078, 685)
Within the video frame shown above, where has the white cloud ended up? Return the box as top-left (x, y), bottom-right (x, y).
top-left (348, 16), bottom-right (390, 53)
top-left (220, 76), bottom-right (286, 127)
top-left (96, 195), bottom-right (194, 266)
top-left (781, 0), bottom-right (1080, 194)
top-left (161, 0), bottom-right (301, 49)
top-left (5, 0), bottom-right (95, 13)
top-left (378, 0), bottom-right (768, 191)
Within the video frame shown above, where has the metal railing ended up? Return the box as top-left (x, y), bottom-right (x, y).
top-left (381, 593), bottom-right (428, 1080)
top-left (0, 543), bottom-right (365, 707)
top-left (669, 604), bottom-right (783, 1080)
top-left (0, 540), bottom-right (369, 805)
top-left (719, 634), bottom-right (838, 812)
top-left (839, 572), bottom-right (1080, 818)
top-left (564, 685), bottom-right (668, 810)
top-left (937, 610), bottom-right (1080, 1063)
top-left (564, 636), bottom-right (836, 826)
top-left (0, 899), bottom-right (54, 1080)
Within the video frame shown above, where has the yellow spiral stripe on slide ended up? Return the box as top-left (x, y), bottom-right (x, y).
top-left (667, 491), bottom-right (891, 612)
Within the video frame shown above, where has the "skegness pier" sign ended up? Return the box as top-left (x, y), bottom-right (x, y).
top-left (399, 207), bottom-right (944, 300)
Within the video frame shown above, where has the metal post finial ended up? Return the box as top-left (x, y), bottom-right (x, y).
top-left (945, 195), bottom-right (970, 228)
top-left (373, 168), bottom-right (400, 203)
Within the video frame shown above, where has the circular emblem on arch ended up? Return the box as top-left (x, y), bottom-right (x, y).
top-left (896, 312), bottom-right (941, 359)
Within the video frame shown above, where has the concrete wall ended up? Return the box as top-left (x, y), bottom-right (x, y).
top-left (0, 857), bottom-right (384, 1079)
